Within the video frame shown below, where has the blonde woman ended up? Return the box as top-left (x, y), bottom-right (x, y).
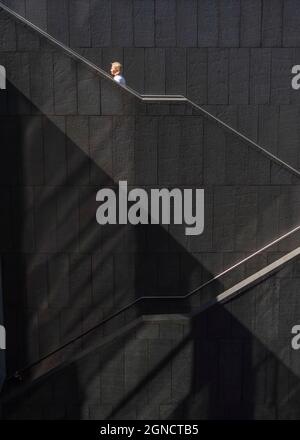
top-left (110, 61), bottom-right (126, 86)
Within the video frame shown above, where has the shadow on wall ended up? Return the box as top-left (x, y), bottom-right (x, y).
top-left (0, 81), bottom-right (217, 418)
top-left (2, 265), bottom-right (300, 420)
top-left (0, 3), bottom-right (299, 420)
top-left (169, 266), bottom-right (300, 420)
top-left (0, 72), bottom-right (300, 418)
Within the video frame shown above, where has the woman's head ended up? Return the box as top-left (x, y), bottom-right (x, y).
top-left (111, 61), bottom-right (122, 76)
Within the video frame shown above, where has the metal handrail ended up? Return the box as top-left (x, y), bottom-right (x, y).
top-left (0, 1), bottom-right (300, 178)
top-left (9, 223), bottom-right (300, 380)
top-left (1, 1), bottom-right (300, 381)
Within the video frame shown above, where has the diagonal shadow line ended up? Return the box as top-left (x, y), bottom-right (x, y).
top-left (40, 270), bottom-right (299, 420)
top-left (0, 317), bottom-right (144, 406)
top-left (20, 113), bottom-right (300, 283)
top-left (2, 34), bottom-right (300, 404)
top-left (109, 282), bottom-right (299, 420)
top-left (2, 75), bottom-right (300, 382)
top-left (8, 224), bottom-right (300, 378)
top-left (9, 243), bottom-right (300, 387)
top-left (5, 66), bottom-right (300, 285)
top-left (0, 3), bottom-right (300, 422)
top-left (11, 97), bottom-right (300, 311)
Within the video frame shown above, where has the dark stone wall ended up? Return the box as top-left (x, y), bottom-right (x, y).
top-left (0, 5), bottom-right (300, 419)
top-left (2, 0), bottom-right (297, 49)
top-left (2, 256), bottom-right (300, 420)
top-left (2, 1), bottom-right (300, 175)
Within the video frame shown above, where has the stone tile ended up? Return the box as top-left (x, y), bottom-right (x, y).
top-left (155, 0), bottom-right (176, 47)
top-left (70, 0), bottom-right (91, 48)
top-left (219, 0), bottom-right (240, 47)
top-left (262, 0), bottom-right (283, 47)
top-left (250, 49), bottom-right (271, 105)
top-left (177, 0), bottom-right (197, 47)
top-left (90, 0), bottom-right (111, 47)
top-left (54, 53), bottom-right (77, 115)
top-left (47, 0), bottom-right (69, 45)
top-left (240, 0), bottom-right (262, 47)
top-left (198, 0), bottom-right (218, 47)
top-left (133, 0), bottom-right (154, 48)
top-left (111, 0), bottom-right (133, 47)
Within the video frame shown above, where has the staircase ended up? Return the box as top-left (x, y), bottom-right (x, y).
top-left (0, 2), bottom-right (300, 420)
top-left (2, 244), bottom-right (300, 419)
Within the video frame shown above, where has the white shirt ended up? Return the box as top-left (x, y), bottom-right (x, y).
top-left (114, 74), bottom-right (126, 86)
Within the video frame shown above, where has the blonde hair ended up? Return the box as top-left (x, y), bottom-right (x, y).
top-left (111, 61), bottom-right (122, 73)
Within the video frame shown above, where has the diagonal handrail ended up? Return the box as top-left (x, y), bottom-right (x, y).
top-left (8, 223), bottom-right (300, 381)
top-left (1, 1), bottom-right (300, 178)
top-left (0, 2), bottom-right (183, 101)
top-left (1, 1), bottom-right (300, 382)
top-left (190, 245), bottom-right (300, 314)
top-left (3, 242), bottom-right (300, 402)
